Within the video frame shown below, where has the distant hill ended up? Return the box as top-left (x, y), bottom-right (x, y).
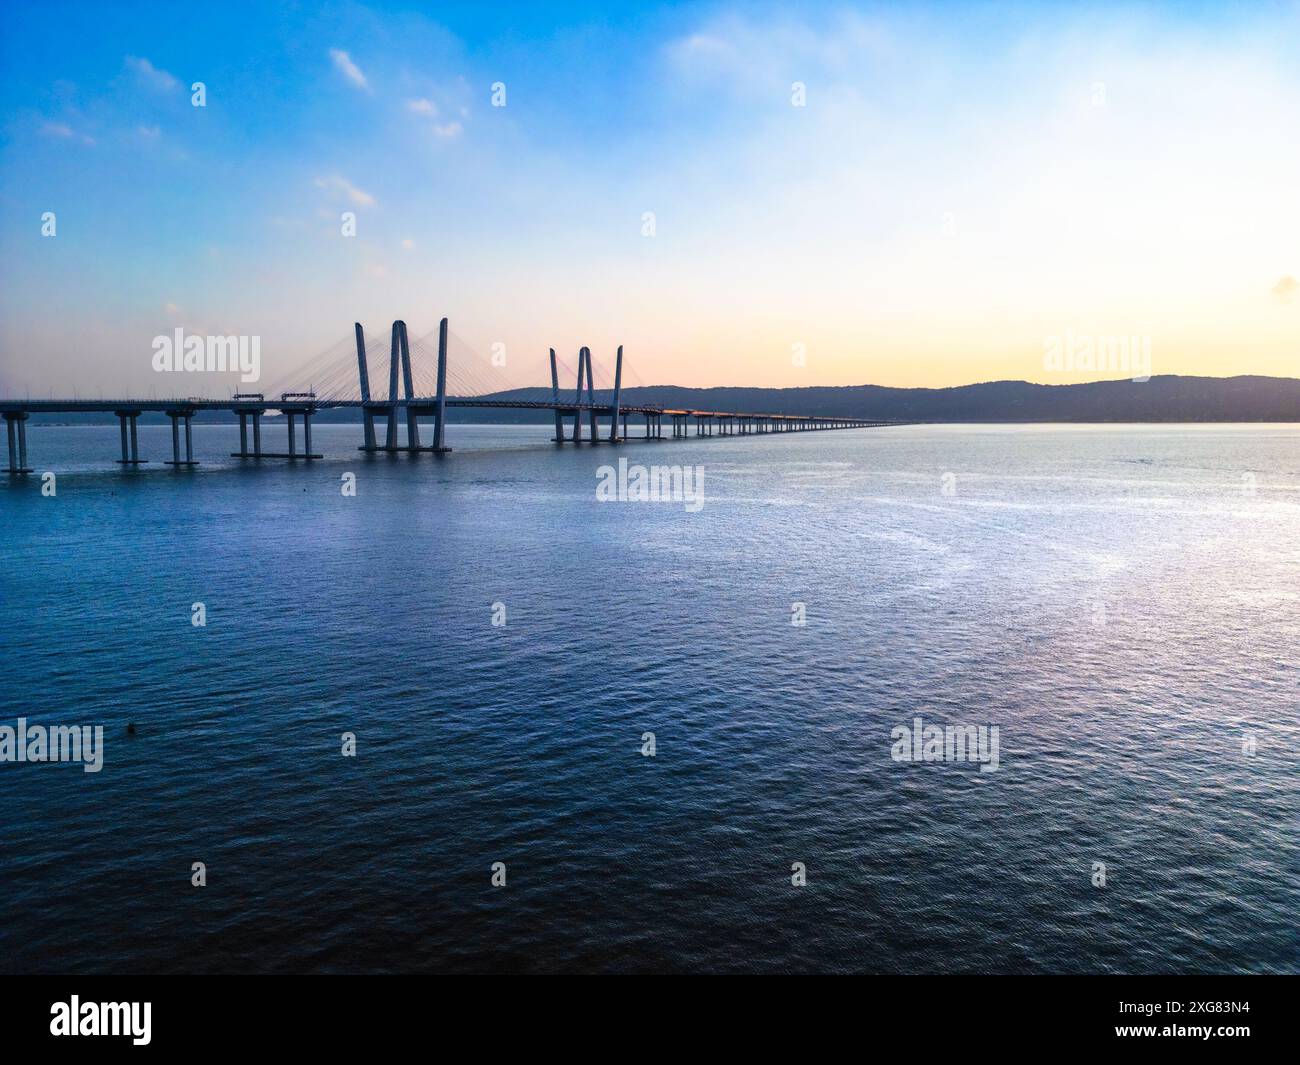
top-left (455, 374), bottom-right (1300, 424)
top-left (24, 375), bottom-right (1300, 424)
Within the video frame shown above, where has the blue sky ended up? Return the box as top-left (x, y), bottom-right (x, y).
top-left (2, 1), bottom-right (1298, 395)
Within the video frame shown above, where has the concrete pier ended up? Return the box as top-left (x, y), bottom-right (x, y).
top-left (4, 411), bottom-right (32, 474)
top-left (230, 395), bottom-right (268, 459)
top-left (114, 410), bottom-right (146, 465)
top-left (163, 409), bottom-right (198, 467)
top-left (260, 405), bottom-right (322, 460)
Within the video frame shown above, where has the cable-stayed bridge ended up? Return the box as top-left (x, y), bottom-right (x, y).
top-left (1, 319), bottom-right (901, 472)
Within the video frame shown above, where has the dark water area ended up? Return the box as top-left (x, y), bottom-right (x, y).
top-left (1, 422), bottom-right (1296, 973)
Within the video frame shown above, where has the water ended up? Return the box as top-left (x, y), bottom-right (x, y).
top-left (1, 422), bottom-right (1296, 974)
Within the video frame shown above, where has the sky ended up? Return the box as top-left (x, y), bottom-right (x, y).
top-left (1, 0), bottom-right (1298, 396)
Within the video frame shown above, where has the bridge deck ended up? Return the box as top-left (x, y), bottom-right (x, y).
top-left (2, 320), bottom-right (906, 473)
top-left (0, 397), bottom-right (889, 422)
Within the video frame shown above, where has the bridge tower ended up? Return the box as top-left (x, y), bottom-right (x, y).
top-left (583, 347), bottom-right (599, 442)
top-left (432, 317), bottom-right (449, 452)
top-left (356, 318), bottom-right (450, 454)
top-left (549, 349), bottom-right (565, 442)
top-left (609, 345), bottom-right (623, 442)
top-left (354, 322), bottom-right (377, 450)
top-left (400, 321), bottom-right (420, 449)
top-left (572, 346), bottom-right (586, 442)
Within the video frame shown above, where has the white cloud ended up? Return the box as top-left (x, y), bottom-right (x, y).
top-left (137, 124), bottom-right (161, 140)
top-left (314, 175), bottom-right (376, 207)
top-left (125, 56), bottom-right (180, 92)
top-left (329, 48), bottom-right (369, 91)
top-left (407, 98), bottom-right (437, 115)
top-left (39, 121), bottom-right (93, 145)
top-left (432, 122), bottom-right (462, 138)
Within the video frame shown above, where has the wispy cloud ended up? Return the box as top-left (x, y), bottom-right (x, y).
top-left (40, 120), bottom-right (94, 145)
top-left (314, 174), bottom-right (376, 207)
top-left (1272, 276), bottom-right (1298, 304)
top-left (329, 48), bottom-right (369, 91)
top-left (125, 55), bottom-right (179, 92)
top-left (407, 96), bottom-right (461, 137)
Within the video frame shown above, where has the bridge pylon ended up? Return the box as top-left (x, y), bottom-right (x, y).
top-left (356, 318), bottom-right (450, 454)
top-left (609, 345), bottom-right (623, 442)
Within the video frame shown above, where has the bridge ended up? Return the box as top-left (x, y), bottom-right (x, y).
top-left (1, 319), bottom-right (901, 473)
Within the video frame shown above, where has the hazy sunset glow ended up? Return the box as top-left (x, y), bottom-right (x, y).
top-left (2, 1), bottom-right (1297, 394)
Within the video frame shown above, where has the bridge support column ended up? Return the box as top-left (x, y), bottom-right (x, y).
top-left (115, 410), bottom-right (146, 465)
top-left (167, 410), bottom-right (180, 464)
top-left (164, 410), bottom-right (198, 467)
top-left (287, 412), bottom-right (297, 458)
top-left (5, 412), bottom-right (32, 474)
top-left (232, 409), bottom-right (269, 458)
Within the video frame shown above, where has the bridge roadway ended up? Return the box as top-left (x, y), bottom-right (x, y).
top-left (1, 395), bottom-right (895, 472)
top-left (2, 316), bottom-right (901, 471)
